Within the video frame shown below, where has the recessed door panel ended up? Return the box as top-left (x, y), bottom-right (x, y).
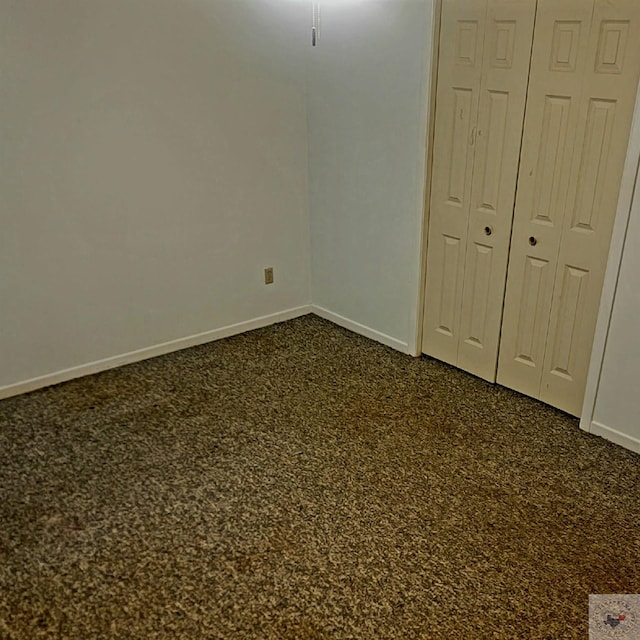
top-left (478, 90), bottom-right (509, 212)
top-left (595, 21), bottom-right (629, 74)
top-left (437, 235), bottom-right (462, 337)
top-left (464, 242), bottom-right (494, 348)
top-left (547, 265), bottom-right (589, 380)
top-left (514, 256), bottom-right (549, 368)
top-left (549, 21), bottom-right (582, 72)
top-left (447, 88), bottom-right (475, 206)
top-left (492, 20), bottom-right (516, 69)
top-left (531, 96), bottom-right (572, 225)
top-left (570, 98), bottom-right (616, 232)
top-left (456, 20), bottom-right (480, 66)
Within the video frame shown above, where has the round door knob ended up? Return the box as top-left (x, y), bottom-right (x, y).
top-left (484, 226), bottom-right (493, 236)
top-left (529, 236), bottom-right (538, 246)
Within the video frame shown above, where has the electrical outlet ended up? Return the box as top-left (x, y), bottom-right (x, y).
top-left (264, 267), bottom-right (274, 285)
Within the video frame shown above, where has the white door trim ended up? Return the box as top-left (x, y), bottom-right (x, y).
top-left (409, 0), bottom-right (440, 357)
top-left (580, 80), bottom-right (640, 430)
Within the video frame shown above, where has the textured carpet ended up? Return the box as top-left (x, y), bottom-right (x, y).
top-left (0, 314), bottom-right (639, 639)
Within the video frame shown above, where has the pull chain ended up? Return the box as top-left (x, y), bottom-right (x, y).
top-left (312, 3), bottom-right (320, 46)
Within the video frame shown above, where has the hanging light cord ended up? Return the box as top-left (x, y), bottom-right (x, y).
top-left (312, 2), bottom-right (320, 47)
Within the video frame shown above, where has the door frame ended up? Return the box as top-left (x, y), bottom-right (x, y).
top-left (579, 80), bottom-right (640, 429)
top-left (410, 0), bottom-right (442, 357)
top-left (412, 0), bottom-right (640, 422)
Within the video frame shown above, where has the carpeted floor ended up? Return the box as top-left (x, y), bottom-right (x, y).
top-left (0, 314), bottom-right (638, 639)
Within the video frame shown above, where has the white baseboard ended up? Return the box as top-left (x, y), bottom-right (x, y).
top-left (310, 305), bottom-right (409, 354)
top-left (589, 420), bottom-right (640, 455)
top-left (0, 305), bottom-right (312, 400)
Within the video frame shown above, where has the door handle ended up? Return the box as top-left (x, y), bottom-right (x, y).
top-left (484, 226), bottom-right (493, 236)
top-left (529, 236), bottom-right (538, 246)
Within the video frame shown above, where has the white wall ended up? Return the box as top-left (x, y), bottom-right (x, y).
top-left (591, 170), bottom-right (640, 452)
top-left (307, 0), bottom-right (433, 351)
top-left (0, 0), bottom-right (312, 393)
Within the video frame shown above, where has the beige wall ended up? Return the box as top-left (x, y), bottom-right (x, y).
top-left (308, 0), bottom-right (433, 350)
top-left (0, 0), bottom-right (311, 391)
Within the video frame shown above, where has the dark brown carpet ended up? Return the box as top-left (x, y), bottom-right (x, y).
top-left (0, 314), bottom-right (638, 639)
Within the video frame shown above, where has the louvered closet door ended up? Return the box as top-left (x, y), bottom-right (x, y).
top-left (498, 0), bottom-right (640, 416)
top-left (422, 0), bottom-right (536, 382)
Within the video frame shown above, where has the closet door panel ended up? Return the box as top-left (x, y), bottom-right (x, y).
top-left (540, 0), bottom-right (640, 415)
top-left (457, 0), bottom-right (537, 381)
top-left (497, 0), bottom-right (594, 398)
top-left (422, 0), bottom-right (486, 365)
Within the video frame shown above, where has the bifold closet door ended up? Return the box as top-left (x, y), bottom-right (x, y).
top-left (497, 0), bottom-right (640, 416)
top-left (421, 0), bottom-right (486, 369)
top-left (457, 0), bottom-right (537, 379)
top-left (422, 0), bottom-right (536, 381)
